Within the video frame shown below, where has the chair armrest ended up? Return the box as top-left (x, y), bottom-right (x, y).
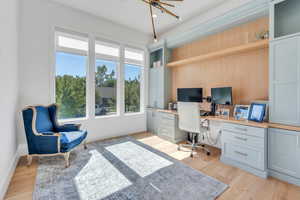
top-left (34, 134), bottom-right (61, 154)
top-left (56, 124), bottom-right (81, 132)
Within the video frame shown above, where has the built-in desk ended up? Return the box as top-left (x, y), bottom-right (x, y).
top-left (157, 109), bottom-right (300, 132)
top-left (156, 109), bottom-right (300, 185)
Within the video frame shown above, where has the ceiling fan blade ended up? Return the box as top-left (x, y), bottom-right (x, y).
top-left (149, 4), bottom-right (157, 40)
top-left (156, 1), bottom-right (175, 7)
top-left (140, 0), bottom-right (151, 5)
top-left (156, 4), bottom-right (179, 19)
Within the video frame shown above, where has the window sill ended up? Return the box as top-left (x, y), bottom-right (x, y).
top-left (95, 114), bottom-right (120, 119)
top-left (58, 117), bottom-right (88, 124)
top-left (124, 112), bottom-right (145, 116)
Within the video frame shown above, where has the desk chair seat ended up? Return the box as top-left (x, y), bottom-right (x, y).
top-left (177, 102), bottom-right (210, 158)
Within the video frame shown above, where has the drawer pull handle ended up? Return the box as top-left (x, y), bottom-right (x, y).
top-left (234, 136), bottom-right (247, 141)
top-left (235, 127), bottom-right (247, 132)
top-left (234, 151), bottom-right (248, 157)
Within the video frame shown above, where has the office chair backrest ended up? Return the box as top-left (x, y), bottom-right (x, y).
top-left (177, 102), bottom-right (201, 134)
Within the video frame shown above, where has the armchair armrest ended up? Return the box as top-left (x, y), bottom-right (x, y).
top-left (33, 133), bottom-right (61, 154)
top-left (56, 124), bottom-right (81, 132)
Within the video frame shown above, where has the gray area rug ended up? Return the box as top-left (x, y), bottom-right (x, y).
top-left (34, 137), bottom-right (228, 200)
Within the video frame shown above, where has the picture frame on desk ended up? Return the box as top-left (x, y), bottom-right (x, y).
top-left (248, 103), bottom-right (266, 123)
top-left (219, 108), bottom-right (230, 119)
top-left (234, 105), bottom-right (250, 120)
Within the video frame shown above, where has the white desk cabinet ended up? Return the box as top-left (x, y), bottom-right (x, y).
top-left (157, 112), bottom-right (186, 143)
top-left (221, 123), bottom-right (268, 178)
top-left (147, 108), bottom-right (158, 134)
top-left (268, 128), bottom-right (300, 185)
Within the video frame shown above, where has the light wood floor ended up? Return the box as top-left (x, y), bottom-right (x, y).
top-left (5, 132), bottom-right (300, 200)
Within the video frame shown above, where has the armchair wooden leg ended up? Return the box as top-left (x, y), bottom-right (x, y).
top-left (27, 155), bottom-right (32, 166)
top-left (83, 140), bottom-right (87, 150)
top-left (64, 152), bottom-right (70, 168)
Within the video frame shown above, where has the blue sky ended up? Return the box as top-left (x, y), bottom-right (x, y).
top-left (56, 52), bottom-right (141, 80)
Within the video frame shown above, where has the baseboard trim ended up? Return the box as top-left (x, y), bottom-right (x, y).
top-left (0, 147), bottom-right (21, 200)
top-left (17, 144), bottom-right (28, 157)
top-left (220, 156), bottom-right (268, 179)
top-left (268, 169), bottom-right (300, 187)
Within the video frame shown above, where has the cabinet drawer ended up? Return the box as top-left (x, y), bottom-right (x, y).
top-left (222, 123), bottom-right (265, 138)
top-left (159, 113), bottom-right (176, 127)
top-left (222, 130), bottom-right (265, 149)
top-left (159, 112), bottom-right (176, 120)
top-left (158, 126), bottom-right (175, 138)
top-left (223, 142), bottom-right (265, 170)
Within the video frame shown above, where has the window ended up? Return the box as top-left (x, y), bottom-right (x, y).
top-left (54, 30), bottom-right (145, 120)
top-left (124, 48), bottom-right (144, 113)
top-left (95, 41), bottom-right (120, 117)
top-left (55, 32), bottom-right (88, 120)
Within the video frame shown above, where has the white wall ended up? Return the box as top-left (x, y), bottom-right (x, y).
top-left (0, 0), bottom-right (19, 198)
top-left (18, 0), bottom-right (150, 153)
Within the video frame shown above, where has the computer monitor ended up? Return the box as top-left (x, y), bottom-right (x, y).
top-left (211, 87), bottom-right (233, 105)
top-left (177, 88), bottom-right (203, 102)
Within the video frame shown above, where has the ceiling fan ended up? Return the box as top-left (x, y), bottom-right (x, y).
top-left (140, 0), bottom-right (183, 41)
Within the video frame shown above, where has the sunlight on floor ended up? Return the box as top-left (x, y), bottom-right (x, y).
top-left (74, 150), bottom-right (132, 200)
top-left (136, 134), bottom-right (193, 161)
top-left (106, 141), bottom-right (173, 177)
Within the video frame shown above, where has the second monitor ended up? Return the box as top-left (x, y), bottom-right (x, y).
top-left (211, 87), bottom-right (233, 105)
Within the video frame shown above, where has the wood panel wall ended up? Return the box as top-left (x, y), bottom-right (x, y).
top-left (171, 17), bottom-right (269, 105)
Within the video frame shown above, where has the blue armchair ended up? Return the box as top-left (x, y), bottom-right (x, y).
top-left (22, 104), bottom-right (88, 167)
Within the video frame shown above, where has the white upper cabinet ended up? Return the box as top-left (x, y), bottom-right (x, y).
top-left (270, 0), bottom-right (300, 40)
top-left (269, 37), bottom-right (300, 125)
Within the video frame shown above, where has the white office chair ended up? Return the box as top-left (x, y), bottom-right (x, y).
top-left (177, 102), bottom-right (210, 157)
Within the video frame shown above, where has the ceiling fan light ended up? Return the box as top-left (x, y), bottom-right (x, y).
top-left (152, 14), bottom-right (158, 18)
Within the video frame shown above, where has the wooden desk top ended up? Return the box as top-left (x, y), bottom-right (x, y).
top-left (156, 109), bottom-right (300, 132)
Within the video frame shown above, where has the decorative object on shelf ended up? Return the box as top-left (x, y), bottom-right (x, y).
top-left (248, 103), bottom-right (266, 123)
top-left (233, 105), bottom-right (250, 120)
top-left (220, 108), bottom-right (230, 118)
top-left (168, 102), bottom-right (174, 110)
top-left (255, 30), bottom-right (269, 40)
top-left (153, 60), bottom-right (161, 68)
top-left (140, 0), bottom-right (183, 41)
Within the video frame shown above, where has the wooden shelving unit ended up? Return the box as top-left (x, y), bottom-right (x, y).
top-left (167, 39), bottom-right (269, 67)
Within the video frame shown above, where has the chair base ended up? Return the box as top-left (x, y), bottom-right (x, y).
top-left (26, 139), bottom-right (88, 168)
top-left (178, 133), bottom-right (211, 158)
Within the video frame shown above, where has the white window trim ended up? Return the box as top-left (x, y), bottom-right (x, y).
top-left (52, 28), bottom-right (146, 122)
top-left (94, 38), bottom-right (121, 118)
top-left (54, 30), bottom-right (89, 121)
top-left (124, 45), bottom-right (145, 115)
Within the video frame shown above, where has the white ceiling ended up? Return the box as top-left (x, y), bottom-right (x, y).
top-left (51, 0), bottom-right (228, 35)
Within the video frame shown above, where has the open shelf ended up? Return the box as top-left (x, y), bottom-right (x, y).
top-left (167, 40), bottom-right (269, 67)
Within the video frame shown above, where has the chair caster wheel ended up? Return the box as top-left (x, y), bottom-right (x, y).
top-left (206, 152), bottom-right (211, 156)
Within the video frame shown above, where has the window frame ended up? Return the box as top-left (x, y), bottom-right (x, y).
top-left (52, 28), bottom-right (146, 122)
top-left (54, 31), bottom-right (89, 121)
top-left (94, 38), bottom-right (121, 118)
top-left (124, 46), bottom-right (145, 115)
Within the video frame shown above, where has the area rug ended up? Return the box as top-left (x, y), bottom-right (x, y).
top-left (34, 137), bottom-right (228, 200)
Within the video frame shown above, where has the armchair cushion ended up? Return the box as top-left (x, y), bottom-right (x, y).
top-left (35, 106), bottom-right (54, 133)
top-left (56, 124), bottom-right (81, 132)
top-left (60, 130), bottom-right (87, 153)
